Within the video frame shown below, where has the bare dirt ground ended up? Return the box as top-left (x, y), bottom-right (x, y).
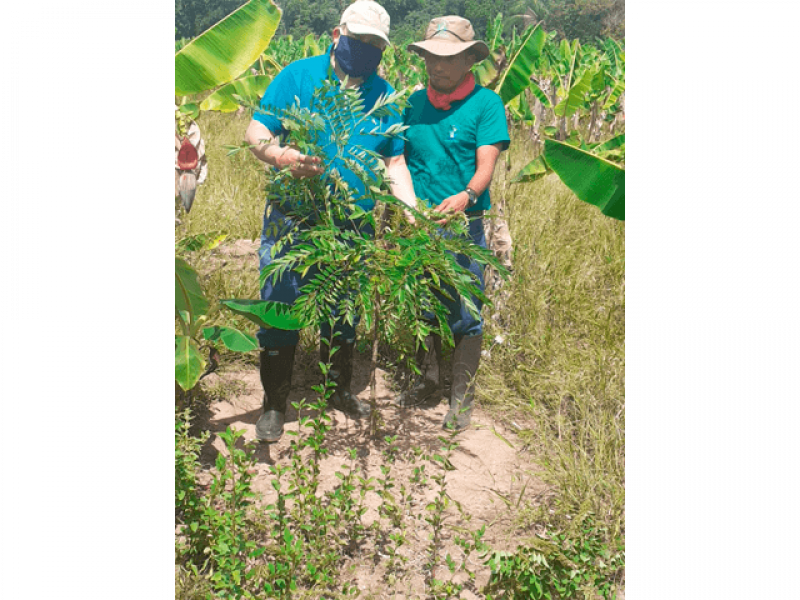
top-left (185, 238), bottom-right (625, 599)
top-left (195, 347), bottom-right (552, 598)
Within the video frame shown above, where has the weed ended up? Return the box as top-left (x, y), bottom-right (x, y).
top-left (484, 515), bottom-right (624, 599)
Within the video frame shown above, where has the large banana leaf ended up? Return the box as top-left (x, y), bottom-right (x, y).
top-left (221, 299), bottom-right (307, 330)
top-left (486, 13), bottom-right (504, 52)
top-left (496, 24), bottom-right (547, 105)
top-left (176, 257), bottom-right (209, 319)
top-left (200, 74), bottom-right (274, 112)
top-left (544, 139), bottom-right (624, 221)
top-left (176, 335), bottom-right (205, 391)
top-left (175, 0), bottom-right (282, 96)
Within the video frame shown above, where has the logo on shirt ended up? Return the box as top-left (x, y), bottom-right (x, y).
top-left (448, 125), bottom-right (458, 140)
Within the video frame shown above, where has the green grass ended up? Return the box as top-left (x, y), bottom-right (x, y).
top-left (177, 111), bottom-right (625, 543)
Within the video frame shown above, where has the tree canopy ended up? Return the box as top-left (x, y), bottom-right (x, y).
top-left (175, 0), bottom-right (624, 43)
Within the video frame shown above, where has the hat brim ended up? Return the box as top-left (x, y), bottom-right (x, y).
top-left (343, 22), bottom-right (391, 46)
top-left (407, 39), bottom-right (489, 61)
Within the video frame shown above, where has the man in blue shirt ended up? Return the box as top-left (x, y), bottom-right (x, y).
top-left (244, 1), bottom-right (416, 442)
top-left (398, 16), bottom-right (510, 431)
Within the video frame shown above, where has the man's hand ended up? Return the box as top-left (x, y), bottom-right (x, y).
top-left (245, 120), bottom-right (323, 179)
top-left (274, 147), bottom-right (324, 178)
top-left (433, 191), bottom-right (470, 224)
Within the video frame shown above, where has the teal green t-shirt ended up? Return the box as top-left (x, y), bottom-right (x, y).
top-left (403, 85), bottom-right (510, 213)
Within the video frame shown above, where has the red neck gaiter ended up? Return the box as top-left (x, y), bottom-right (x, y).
top-left (427, 72), bottom-right (476, 111)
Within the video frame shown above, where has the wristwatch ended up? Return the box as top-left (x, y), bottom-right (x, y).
top-left (465, 187), bottom-right (478, 207)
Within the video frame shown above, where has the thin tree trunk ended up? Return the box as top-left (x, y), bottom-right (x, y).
top-left (369, 203), bottom-right (391, 435)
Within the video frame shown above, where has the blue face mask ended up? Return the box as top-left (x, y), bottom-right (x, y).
top-left (334, 35), bottom-right (383, 78)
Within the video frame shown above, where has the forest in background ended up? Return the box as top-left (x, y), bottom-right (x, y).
top-left (175, 0), bottom-right (624, 44)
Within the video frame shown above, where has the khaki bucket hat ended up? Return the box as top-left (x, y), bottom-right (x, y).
top-left (408, 16), bottom-right (489, 61)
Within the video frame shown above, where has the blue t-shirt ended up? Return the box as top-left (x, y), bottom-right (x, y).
top-left (254, 47), bottom-right (404, 211)
top-left (403, 85), bottom-right (510, 213)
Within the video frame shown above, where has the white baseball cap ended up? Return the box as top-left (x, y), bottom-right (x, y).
top-left (340, 1), bottom-right (391, 45)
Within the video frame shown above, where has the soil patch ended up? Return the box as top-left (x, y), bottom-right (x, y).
top-left (194, 344), bottom-right (551, 597)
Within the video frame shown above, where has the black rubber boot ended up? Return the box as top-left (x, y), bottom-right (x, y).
top-left (396, 339), bottom-right (438, 407)
top-left (256, 346), bottom-right (296, 442)
top-left (443, 334), bottom-right (482, 431)
top-left (320, 339), bottom-right (371, 418)
top-left (433, 333), bottom-right (453, 400)
top-left (397, 333), bottom-right (453, 407)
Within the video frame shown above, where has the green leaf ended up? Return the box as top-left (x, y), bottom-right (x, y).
top-left (176, 336), bottom-right (205, 391)
top-left (544, 139), bottom-right (625, 221)
top-left (176, 232), bottom-right (228, 252)
top-left (497, 25), bottom-right (547, 105)
top-left (603, 79), bottom-right (625, 110)
top-left (507, 94), bottom-right (535, 125)
top-left (178, 103), bottom-right (200, 120)
top-left (175, 257), bottom-right (209, 319)
top-left (283, 527), bottom-right (294, 544)
top-left (554, 66), bottom-right (596, 118)
top-left (473, 47), bottom-right (506, 89)
top-left (593, 133), bottom-right (625, 154)
top-left (202, 326), bottom-right (259, 352)
top-left (513, 155), bottom-right (549, 183)
top-left (220, 299), bottom-right (307, 330)
top-left (175, 0), bottom-right (282, 96)
top-left (200, 74), bottom-right (274, 112)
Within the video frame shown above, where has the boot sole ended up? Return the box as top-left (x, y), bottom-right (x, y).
top-left (256, 427), bottom-right (283, 442)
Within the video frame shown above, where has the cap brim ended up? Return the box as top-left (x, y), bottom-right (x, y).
top-left (343, 22), bottom-right (391, 45)
top-left (407, 39), bottom-right (489, 61)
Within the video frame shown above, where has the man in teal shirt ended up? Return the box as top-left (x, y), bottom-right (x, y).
top-left (244, 1), bottom-right (416, 442)
top-left (399, 16), bottom-right (510, 431)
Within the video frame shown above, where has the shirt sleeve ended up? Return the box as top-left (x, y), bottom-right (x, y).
top-left (253, 64), bottom-right (298, 135)
top-left (476, 91), bottom-right (511, 152)
top-left (381, 112), bottom-right (405, 157)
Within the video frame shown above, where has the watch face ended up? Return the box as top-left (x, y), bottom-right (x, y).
top-left (467, 189), bottom-right (477, 205)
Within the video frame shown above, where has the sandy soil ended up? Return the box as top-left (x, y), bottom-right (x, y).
top-left (195, 346), bottom-right (552, 597)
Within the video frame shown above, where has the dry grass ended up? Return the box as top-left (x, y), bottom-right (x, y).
top-left (480, 128), bottom-right (625, 539)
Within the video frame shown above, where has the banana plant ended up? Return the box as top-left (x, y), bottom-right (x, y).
top-left (471, 17), bottom-right (548, 106)
top-left (513, 135), bottom-right (625, 221)
top-left (380, 43), bottom-right (426, 89)
top-left (176, 257), bottom-right (254, 391)
top-left (473, 13), bottom-right (508, 90)
top-left (174, 0), bottom-right (287, 391)
top-left (175, 0), bottom-right (283, 113)
top-left (176, 251), bottom-right (304, 391)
